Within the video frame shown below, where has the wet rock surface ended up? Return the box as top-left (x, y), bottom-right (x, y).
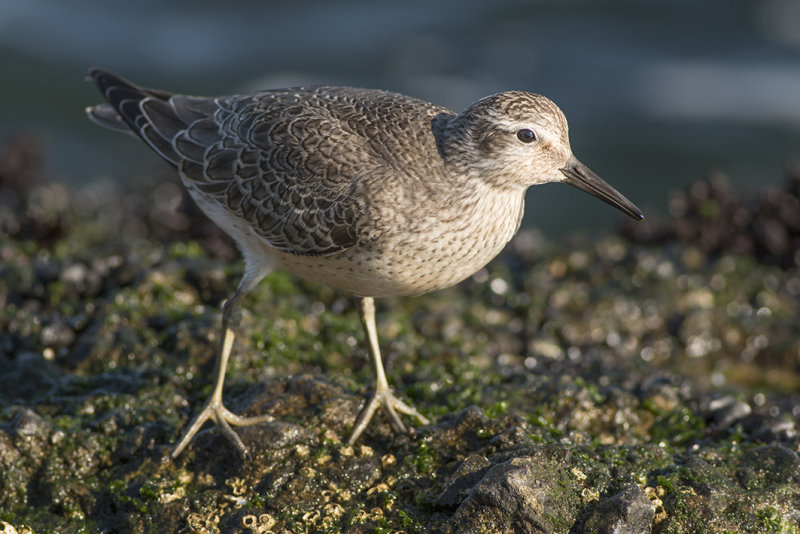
top-left (579, 483), bottom-right (654, 534)
top-left (1, 136), bottom-right (799, 532)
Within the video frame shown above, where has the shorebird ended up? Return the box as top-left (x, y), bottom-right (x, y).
top-left (87, 69), bottom-right (643, 459)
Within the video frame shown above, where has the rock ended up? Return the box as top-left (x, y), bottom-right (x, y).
top-left (580, 484), bottom-right (654, 534)
top-left (445, 447), bottom-right (581, 534)
top-left (10, 408), bottom-right (50, 444)
top-left (437, 453), bottom-right (492, 507)
top-left (736, 445), bottom-right (800, 491)
top-left (707, 395), bottom-right (752, 429)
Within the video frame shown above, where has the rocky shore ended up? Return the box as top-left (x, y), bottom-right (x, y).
top-left (1, 136), bottom-right (798, 533)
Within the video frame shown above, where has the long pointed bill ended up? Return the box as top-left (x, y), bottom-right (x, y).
top-left (559, 156), bottom-right (644, 221)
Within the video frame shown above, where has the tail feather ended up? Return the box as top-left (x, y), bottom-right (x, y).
top-left (139, 97), bottom-right (187, 141)
top-left (86, 103), bottom-right (134, 135)
top-left (86, 68), bottom-right (185, 166)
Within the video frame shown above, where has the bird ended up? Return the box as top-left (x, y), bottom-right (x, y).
top-left (86, 68), bottom-right (643, 460)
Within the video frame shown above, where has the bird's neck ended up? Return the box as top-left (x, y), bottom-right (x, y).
top-left (446, 178), bottom-right (527, 250)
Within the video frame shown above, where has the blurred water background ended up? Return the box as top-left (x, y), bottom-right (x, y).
top-left (2, 0), bottom-right (799, 234)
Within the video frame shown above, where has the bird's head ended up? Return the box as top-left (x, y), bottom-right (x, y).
top-left (443, 91), bottom-right (643, 221)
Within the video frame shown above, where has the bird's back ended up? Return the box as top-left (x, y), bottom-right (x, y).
top-left (88, 70), bottom-right (454, 257)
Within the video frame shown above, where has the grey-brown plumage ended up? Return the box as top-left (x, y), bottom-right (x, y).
top-left (87, 69), bottom-right (642, 459)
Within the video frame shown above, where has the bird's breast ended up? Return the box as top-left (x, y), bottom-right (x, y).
top-left (274, 183), bottom-right (526, 297)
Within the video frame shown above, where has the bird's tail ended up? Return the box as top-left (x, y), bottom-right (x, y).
top-left (86, 102), bottom-right (133, 134)
top-left (86, 68), bottom-right (174, 132)
top-left (86, 68), bottom-right (197, 166)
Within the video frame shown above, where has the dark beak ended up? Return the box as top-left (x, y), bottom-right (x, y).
top-left (559, 156), bottom-right (644, 221)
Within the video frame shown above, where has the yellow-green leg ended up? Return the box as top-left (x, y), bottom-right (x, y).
top-left (348, 297), bottom-right (429, 445)
top-left (170, 277), bottom-right (273, 460)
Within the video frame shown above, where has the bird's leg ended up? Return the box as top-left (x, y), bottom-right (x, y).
top-left (170, 279), bottom-right (273, 460)
top-left (348, 297), bottom-right (429, 445)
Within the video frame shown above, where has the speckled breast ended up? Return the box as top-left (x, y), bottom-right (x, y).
top-left (273, 184), bottom-right (526, 298)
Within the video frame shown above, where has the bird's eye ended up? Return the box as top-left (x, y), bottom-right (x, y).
top-left (516, 128), bottom-right (537, 143)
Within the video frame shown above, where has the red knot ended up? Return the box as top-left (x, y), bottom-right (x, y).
top-left (87, 69), bottom-right (643, 459)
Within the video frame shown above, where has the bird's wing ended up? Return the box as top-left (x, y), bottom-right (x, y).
top-left (87, 69), bottom-right (368, 256)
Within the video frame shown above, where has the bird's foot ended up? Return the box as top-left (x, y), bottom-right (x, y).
top-left (348, 386), bottom-right (429, 445)
top-left (170, 397), bottom-right (274, 460)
